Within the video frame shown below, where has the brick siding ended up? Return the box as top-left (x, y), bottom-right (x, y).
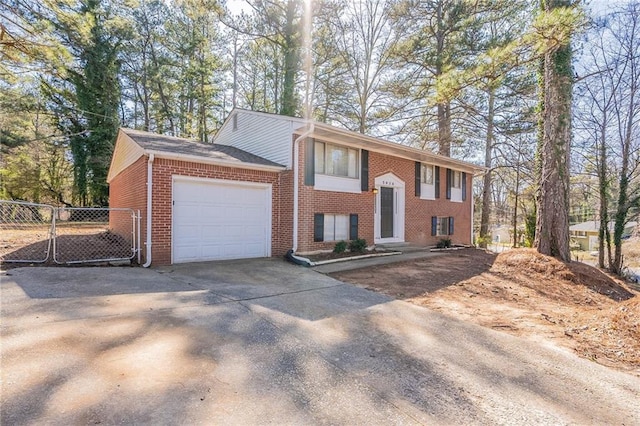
top-left (295, 140), bottom-right (472, 253)
top-left (111, 142), bottom-right (472, 264)
top-left (108, 156), bottom-right (148, 263)
top-left (109, 155), bottom-right (291, 266)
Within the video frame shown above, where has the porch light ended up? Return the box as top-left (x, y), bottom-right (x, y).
top-left (372, 188), bottom-right (379, 194)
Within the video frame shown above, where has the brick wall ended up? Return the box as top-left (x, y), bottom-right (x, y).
top-left (295, 141), bottom-right (472, 252)
top-left (108, 156), bottom-right (148, 263)
top-left (150, 158), bottom-right (286, 265)
top-left (110, 144), bottom-right (472, 264)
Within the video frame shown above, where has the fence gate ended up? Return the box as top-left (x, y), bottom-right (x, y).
top-left (0, 200), bottom-right (140, 265)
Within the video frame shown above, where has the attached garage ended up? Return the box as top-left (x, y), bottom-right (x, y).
top-left (172, 177), bottom-right (272, 263)
top-left (108, 128), bottom-right (287, 266)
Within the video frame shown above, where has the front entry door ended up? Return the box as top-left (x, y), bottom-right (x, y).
top-left (380, 187), bottom-right (394, 238)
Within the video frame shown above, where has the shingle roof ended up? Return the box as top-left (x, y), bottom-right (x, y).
top-left (122, 128), bottom-right (284, 168)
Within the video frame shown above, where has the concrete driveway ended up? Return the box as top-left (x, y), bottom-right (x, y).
top-left (1, 259), bottom-right (639, 425)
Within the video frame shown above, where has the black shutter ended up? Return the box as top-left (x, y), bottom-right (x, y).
top-left (446, 168), bottom-right (452, 200)
top-left (434, 166), bottom-right (440, 198)
top-left (462, 172), bottom-right (467, 201)
top-left (415, 162), bottom-right (421, 197)
top-left (431, 216), bottom-right (438, 236)
top-left (304, 138), bottom-right (315, 186)
top-left (314, 213), bottom-right (324, 242)
top-left (448, 216), bottom-right (455, 235)
top-left (349, 214), bottom-right (359, 240)
top-left (361, 150), bottom-right (369, 191)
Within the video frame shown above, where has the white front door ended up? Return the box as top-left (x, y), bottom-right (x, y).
top-left (172, 177), bottom-right (272, 263)
top-left (374, 173), bottom-right (405, 244)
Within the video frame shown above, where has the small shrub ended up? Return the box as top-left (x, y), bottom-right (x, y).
top-left (475, 235), bottom-right (491, 248)
top-left (524, 210), bottom-right (536, 247)
top-left (333, 240), bottom-right (347, 253)
top-left (436, 238), bottom-right (452, 249)
top-left (348, 238), bottom-right (367, 253)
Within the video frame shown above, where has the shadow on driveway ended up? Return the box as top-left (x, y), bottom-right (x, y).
top-left (2, 258), bottom-right (640, 425)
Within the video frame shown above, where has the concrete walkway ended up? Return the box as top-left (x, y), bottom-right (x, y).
top-left (2, 259), bottom-right (639, 425)
top-left (312, 245), bottom-right (443, 273)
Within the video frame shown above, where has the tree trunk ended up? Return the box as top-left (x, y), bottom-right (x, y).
top-left (479, 88), bottom-right (495, 248)
top-left (280, 0), bottom-right (299, 117)
top-left (611, 124), bottom-right (632, 274)
top-left (512, 150), bottom-right (521, 248)
top-left (434, 0), bottom-right (451, 157)
top-left (597, 118), bottom-right (608, 269)
top-left (534, 0), bottom-right (573, 262)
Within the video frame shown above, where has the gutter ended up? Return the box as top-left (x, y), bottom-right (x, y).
top-left (142, 153), bottom-right (154, 267)
top-left (292, 122), bottom-right (314, 253)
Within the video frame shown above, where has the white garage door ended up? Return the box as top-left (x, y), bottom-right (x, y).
top-left (172, 177), bottom-right (271, 263)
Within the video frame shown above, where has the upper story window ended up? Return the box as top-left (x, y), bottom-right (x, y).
top-left (452, 170), bottom-right (461, 188)
top-left (421, 164), bottom-right (434, 185)
top-left (315, 141), bottom-right (359, 179)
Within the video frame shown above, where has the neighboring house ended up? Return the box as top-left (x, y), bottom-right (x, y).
top-left (569, 220), bottom-right (638, 251)
top-left (491, 225), bottom-right (511, 244)
top-left (108, 109), bottom-right (484, 265)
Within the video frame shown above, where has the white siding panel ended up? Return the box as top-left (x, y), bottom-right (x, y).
top-left (215, 111), bottom-right (297, 167)
top-left (420, 183), bottom-right (436, 200)
top-left (107, 131), bottom-right (145, 182)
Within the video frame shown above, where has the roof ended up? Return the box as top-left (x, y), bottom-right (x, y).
top-left (570, 221), bottom-right (638, 232)
top-left (107, 128), bottom-right (285, 182)
top-left (123, 128), bottom-right (283, 167)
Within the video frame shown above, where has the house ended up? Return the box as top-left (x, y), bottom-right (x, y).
top-left (108, 109), bottom-right (484, 265)
top-left (569, 220), bottom-right (638, 251)
top-left (491, 225), bottom-right (511, 244)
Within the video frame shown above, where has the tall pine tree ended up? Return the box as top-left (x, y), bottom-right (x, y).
top-left (534, 0), bottom-right (580, 261)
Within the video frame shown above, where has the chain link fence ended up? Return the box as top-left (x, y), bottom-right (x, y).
top-left (53, 208), bottom-right (138, 264)
top-left (0, 200), bottom-right (55, 263)
top-left (0, 200), bottom-right (139, 266)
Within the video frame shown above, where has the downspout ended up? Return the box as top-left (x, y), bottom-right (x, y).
top-left (290, 122), bottom-right (314, 258)
top-left (470, 183), bottom-right (475, 246)
top-left (143, 153), bottom-right (154, 267)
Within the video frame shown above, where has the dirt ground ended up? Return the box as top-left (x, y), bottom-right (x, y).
top-left (330, 248), bottom-right (640, 376)
top-left (0, 226), bottom-right (132, 267)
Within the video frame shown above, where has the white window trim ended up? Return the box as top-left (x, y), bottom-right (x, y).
top-left (314, 174), bottom-right (362, 193)
top-left (420, 183), bottom-right (436, 200)
top-left (420, 164), bottom-right (436, 200)
top-left (450, 187), bottom-right (463, 203)
top-left (450, 170), bottom-right (463, 202)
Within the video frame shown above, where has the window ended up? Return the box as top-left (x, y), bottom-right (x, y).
top-left (324, 214), bottom-right (349, 241)
top-left (421, 164), bottom-right (434, 184)
top-left (314, 213), bottom-right (358, 242)
top-left (437, 217), bottom-right (450, 236)
top-left (432, 216), bottom-right (454, 236)
top-left (315, 141), bottom-right (359, 178)
top-left (452, 171), bottom-right (461, 189)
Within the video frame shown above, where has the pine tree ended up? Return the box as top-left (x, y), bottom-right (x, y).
top-left (534, 0), bottom-right (579, 261)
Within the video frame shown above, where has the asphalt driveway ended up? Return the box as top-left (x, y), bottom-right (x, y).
top-left (1, 259), bottom-right (639, 425)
